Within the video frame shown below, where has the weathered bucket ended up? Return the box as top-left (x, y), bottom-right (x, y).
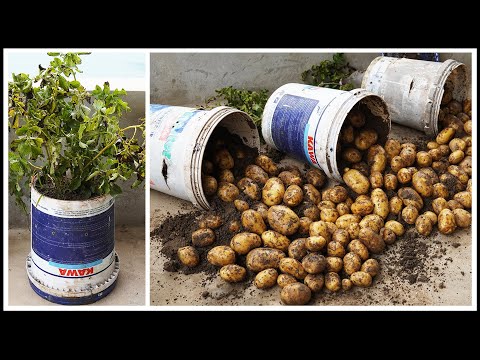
top-left (262, 83), bottom-right (390, 182)
top-left (362, 56), bottom-right (467, 137)
top-left (150, 105), bottom-right (260, 210)
top-left (26, 185), bottom-right (119, 305)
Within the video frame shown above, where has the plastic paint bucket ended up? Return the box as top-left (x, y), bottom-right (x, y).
top-left (262, 83), bottom-right (390, 182)
top-left (27, 186), bottom-right (119, 305)
top-left (150, 105), bottom-right (260, 210)
top-left (362, 56), bottom-right (467, 137)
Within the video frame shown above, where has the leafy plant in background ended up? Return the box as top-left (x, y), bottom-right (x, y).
top-left (301, 53), bottom-right (355, 90)
top-left (8, 52), bottom-right (145, 213)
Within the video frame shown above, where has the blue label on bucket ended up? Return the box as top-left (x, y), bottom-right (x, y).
top-left (31, 204), bottom-right (115, 265)
top-left (271, 94), bottom-right (319, 163)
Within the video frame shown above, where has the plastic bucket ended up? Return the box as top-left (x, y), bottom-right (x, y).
top-left (150, 105), bottom-right (260, 210)
top-left (362, 56), bottom-right (467, 137)
top-left (262, 83), bottom-right (390, 182)
top-left (27, 186), bottom-right (119, 305)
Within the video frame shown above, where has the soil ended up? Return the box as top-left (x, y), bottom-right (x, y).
top-left (36, 179), bottom-right (93, 200)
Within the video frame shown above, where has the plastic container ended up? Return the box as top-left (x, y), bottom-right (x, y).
top-left (362, 56), bottom-right (467, 136)
top-left (262, 83), bottom-right (390, 182)
top-left (27, 185), bottom-right (119, 305)
top-left (150, 105), bottom-right (260, 209)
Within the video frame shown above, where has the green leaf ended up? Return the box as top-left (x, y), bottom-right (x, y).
top-left (47, 52), bottom-right (61, 56)
top-left (70, 80), bottom-right (81, 88)
top-left (86, 170), bottom-right (100, 181)
top-left (70, 177), bottom-right (81, 190)
top-left (78, 124), bottom-right (86, 139)
top-left (79, 141), bottom-right (88, 149)
top-left (59, 75), bottom-right (69, 91)
top-left (109, 183), bottom-right (122, 196)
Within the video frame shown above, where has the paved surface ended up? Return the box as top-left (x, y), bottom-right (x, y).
top-left (8, 226), bottom-right (145, 306)
top-left (150, 124), bottom-right (473, 307)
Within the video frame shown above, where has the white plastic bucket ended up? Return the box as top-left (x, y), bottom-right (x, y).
top-left (150, 105), bottom-right (260, 209)
top-left (362, 56), bottom-right (467, 137)
top-left (27, 186), bottom-right (119, 305)
top-left (262, 83), bottom-right (390, 182)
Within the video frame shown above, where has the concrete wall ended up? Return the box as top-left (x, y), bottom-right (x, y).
top-left (8, 91), bottom-right (145, 228)
top-left (150, 52), bottom-right (472, 105)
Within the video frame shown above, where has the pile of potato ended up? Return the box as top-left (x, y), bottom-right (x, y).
top-left (176, 96), bottom-right (472, 305)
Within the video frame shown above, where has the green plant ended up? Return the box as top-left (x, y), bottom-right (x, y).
top-left (8, 52), bottom-right (145, 213)
top-left (301, 53), bottom-right (355, 90)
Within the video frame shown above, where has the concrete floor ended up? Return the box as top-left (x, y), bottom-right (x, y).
top-left (8, 226), bottom-right (145, 306)
top-left (150, 123), bottom-right (474, 307)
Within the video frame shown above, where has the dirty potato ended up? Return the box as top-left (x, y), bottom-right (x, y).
top-left (397, 187), bottom-right (424, 210)
top-left (432, 198), bottom-right (449, 215)
top-left (283, 185), bottom-right (303, 207)
top-left (402, 205), bottom-right (419, 225)
top-left (359, 227), bottom-right (386, 254)
top-left (192, 228), bottom-right (216, 247)
top-left (262, 177), bottom-right (285, 206)
top-left (355, 128), bottom-right (378, 151)
top-left (246, 248), bottom-right (286, 272)
top-left (306, 168), bottom-right (326, 188)
top-left (254, 268), bottom-right (278, 289)
top-left (423, 211), bottom-right (438, 225)
top-left (415, 214), bottom-right (433, 236)
top-left (381, 228), bottom-right (396, 245)
top-left (252, 202), bottom-right (269, 221)
top-left (325, 257), bottom-right (344, 272)
top-left (332, 229), bottom-right (350, 247)
top-left (303, 184), bottom-right (322, 205)
top-left (320, 208), bottom-right (339, 223)
top-left (389, 196), bottom-right (403, 215)
top-left (449, 150), bottom-right (465, 165)
top-left (449, 138), bottom-right (466, 152)
top-left (385, 220), bottom-right (405, 237)
top-left (384, 173), bottom-right (398, 190)
top-left (298, 217), bottom-right (312, 236)
top-left (343, 252), bottom-right (362, 275)
top-left (262, 230), bottom-right (291, 252)
top-left (350, 271), bottom-right (373, 287)
top-left (399, 147), bottom-right (416, 167)
top-left (343, 169), bottom-right (370, 195)
top-left (447, 166), bottom-right (469, 184)
top-left (278, 171), bottom-right (302, 187)
top-left (412, 170), bottom-right (434, 198)
top-left (281, 283), bottom-right (311, 305)
top-left (447, 200), bottom-right (464, 210)
top-left (207, 246), bottom-right (236, 267)
top-left (464, 120), bottom-right (472, 135)
top-left (390, 156), bottom-right (406, 173)
top-left (453, 191), bottom-right (472, 208)
top-left (343, 147), bottom-right (363, 163)
top-left (234, 199), bottom-right (249, 212)
top-left (325, 272), bottom-right (342, 292)
top-left (230, 232), bottom-right (262, 255)
top-left (436, 127), bottom-right (456, 145)
top-left (241, 209), bottom-right (267, 235)
top-left (199, 214), bottom-right (223, 229)
top-left (245, 164), bottom-right (269, 185)
top-left (237, 177), bottom-right (261, 201)
top-left (370, 171), bottom-right (384, 189)
top-left (279, 258), bottom-right (307, 280)
top-left (214, 148), bottom-right (234, 169)
top-left (329, 186), bottom-right (348, 204)
top-left (341, 124), bottom-right (355, 143)
top-left (202, 159), bottom-right (214, 175)
top-left (416, 151), bottom-right (432, 167)
top-left (304, 273), bottom-right (325, 292)
top-left (347, 240), bottom-right (369, 261)
top-left (385, 139), bottom-right (402, 161)
top-left (459, 156), bottom-right (472, 176)
top-left (228, 220), bottom-right (241, 233)
top-left (217, 182), bottom-right (240, 202)
top-left (218, 169), bottom-right (235, 183)
top-left (347, 223), bottom-right (361, 241)
top-left (277, 274), bottom-right (297, 288)
top-left (327, 241), bottom-right (346, 258)
top-left (359, 214), bottom-right (384, 233)
top-left (360, 259), bottom-right (380, 277)
top-left (453, 209), bottom-right (471, 228)
top-left (371, 153), bottom-right (387, 173)
top-left (371, 188), bottom-right (389, 219)
top-left (335, 214), bottom-right (361, 230)
top-left (305, 236), bottom-right (327, 252)
top-left (438, 209), bottom-right (457, 234)
top-left (202, 175), bottom-right (218, 196)
top-left (342, 279), bottom-right (353, 291)
top-left (220, 264), bottom-right (247, 283)
top-left (288, 238), bottom-right (308, 260)
top-left (177, 246), bottom-right (200, 267)
top-left (302, 202), bottom-right (321, 221)
top-left (302, 253), bottom-right (327, 274)
top-left (255, 155), bottom-right (278, 176)
top-left (352, 162), bottom-right (370, 177)
top-left (318, 200), bottom-right (336, 210)
top-left (397, 168), bottom-right (412, 184)
top-left (432, 183), bottom-right (449, 199)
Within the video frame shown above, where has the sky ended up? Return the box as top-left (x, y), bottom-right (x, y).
top-left (7, 51), bottom-right (145, 91)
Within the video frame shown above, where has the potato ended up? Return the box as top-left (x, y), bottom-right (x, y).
top-left (348, 109), bottom-right (366, 127)
top-left (237, 177), bottom-right (261, 201)
top-left (336, 202), bottom-right (350, 216)
top-left (367, 144), bottom-right (386, 164)
top-left (441, 88), bottom-right (453, 104)
top-left (350, 271), bottom-right (373, 287)
top-left (453, 191), bottom-right (472, 208)
top-left (241, 209), bottom-right (267, 235)
top-left (448, 100), bottom-right (462, 115)
top-left (401, 143), bottom-right (416, 151)
top-left (432, 183), bottom-right (449, 199)
top-left (255, 155), bottom-right (278, 176)
top-left (438, 144), bottom-right (451, 157)
top-left (438, 209), bottom-right (457, 234)
top-left (385, 139), bottom-right (401, 161)
top-left (228, 220), bottom-right (241, 233)
top-left (343, 169), bottom-right (370, 195)
top-left (304, 273), bottom-right (325, 292)
top-left (347, 223), bottom-right (361, 240)
top-left (261, 230), bottom-right (290, 252)
top-left (278, 171), bottom-right (302, 187)
top-left (282, 185), bottom-right (303, 207)
top-left (385, 220), bottom-right (405, 237)
top-left (266, 205), bottom-right (299, 236)
top-left (462, 136), bottom-right (472, 147)
top-left (397, 187), bottom-right (424, 210)
top-left (214, 148), bottom-right (234, 169)
top-left (383, 173), bottom-right (397, 191)
top-left (449, 138), bottom-right (466, 152)
top-left (325, 272), bottom-right (342, 292)
top-left (389, 196), bottom-right (403, 215)
top-left (217, 182), bottom-right (240, 202)
top-left (245, 164), bottom-right (269, 185)
top-left (402, 205), bottom-right (419, 225)
top-left (427, 141), bottom-right (439, 150)
top-left (429, 149), bottom-right (443, 162)
top-left (326, 240), bottom-right (345, 257)
top-left (279, 258), bottom-right (307, 280)
top-left (306, 168), bottom-right (326, 188)
top-left (234, 199), bottom-right (249, 212)
top-left (202, 175), bottom-right (218, 196)
top-left (457, 112), bottom-right (470, 124)
top-left (207, 246), bottom-right (236, 267)
top-left (318, 200), bottom-right (336, 210)
top-left (328, 186), bottom-right (347, 204)
top-left (262, 177), bottom-right (285, 206)
top-left (246, 248), bottom-right (286, 272)
top-left (448, 150), bottom-right (464, 165)
top-left (439, 173), bottom-right (465, 195)
top-left (305, 236), bottom-right (327, 252)
top-left (432, 198), bottom-right (449, 215)
top-left (463, 120), bottom-right (472, 135)
top-left (447, 200), bottom-right (464, 210)
top-left (325, 257), bottom-right (343, 272)
top-left (369, 171), bottom-right (384, 189)
top-left (254, 268), bottom-right (278, 289)
top-left (360, 259), bottom-right (380, 277)
top-left (320, 208), bottom-right (339, 223)
top-left (335, 214), bottom-right (361, 230)
top-left (341, 124), bottom-right (355, 143)
top-left (342, 147), bottom-right (362, 163)
top-left (309, 220), bottom-right (332, 240)
top-left (436, 127), bottom-right (456, 145)
top-left (399, 147), bottom-right (416, 167)
top-left (371, 153), bottom-right (387, 173)
top-left (332, 229), bottom-right (350, 247)
top-left (359, 214), bottom-right (384, 234)
top-left (463, 99), bottom-right (472, 114)
top-left (230, 232), bottom-right (262, 255)
top-left (191, 228), bottom-right (215, 247)
top-left (347, 240), bottom-right (369, 261)
top-left (381, 228), bottom-right (396, 245)
top-left (281, 283), bottom-right (311, 305)
top-left (416, 151), bottom-right (432, 167)
top-left (251, 202), bottom-right (269, 222)
top-left (412, 171), bottom-right (433, 198)
top-left (298, 217), bottom-right (312, 236)
top-left (458, 156), bottom-right (472, 176)
top-left (390, 156), bottom-right (405, 173)
top-left (325, 222), bottom-right (338, 236)
top-left (359, 227), bottom-right (385, 254)
top-left (351, 162), bottom-right (370, 177)
top-left (199, 214), bottom-right (223, 229)
top-left (202, 160), bottom-right (214, 175)
top-left (370, 188), bottom-right (389, 219)
top-left (415, 214), bottom-right (433, 236)
top-left (448, 165), bottom-right (469, 184)
top-left (423, 211), bottom-right (438, 225)
top-left (277, 274), bottom-right (297, 288)
top-left (302, 202), bottom-right (321, 221)
top-left (467, 179), bottom-right (472, 193)
top-left (343, 252), bottom-right (362, 275)
top-left (303, 184), bottom-right (321, 205)
top-left (354, 128), bottom-right (378, 151)
top-left (177, 246), bottom-right (200, 267)
top-left (302, 253), bottom-right (327, 274)
top-left (220, 264), bottom-right (247, 283)
top-left (432, 160), bottom-right (448, 174)
top-left (453, 209), bottom-right (471, 228)
top-left (218, 169), bottom-right (235, 184)
top-left (287, 238), bottom-right (307, 260)
top-left (283, 165), bottom-right (302, 178)
top-left (397, 168), bottom-right (412, 184)
top-left (342, 279), bottom-right (353, 291)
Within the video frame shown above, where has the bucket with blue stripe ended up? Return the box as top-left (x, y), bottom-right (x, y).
top-left (262, 83), bottom-right (391, 182)
top-left (26, 185), bottom-right (120, 305)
